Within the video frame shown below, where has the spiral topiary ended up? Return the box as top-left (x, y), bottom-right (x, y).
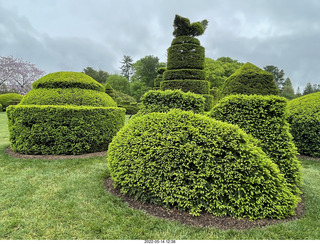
top-left (7, 71), bottom-right (125, 155)
top-left (107, 109), bottom-right (299, 219)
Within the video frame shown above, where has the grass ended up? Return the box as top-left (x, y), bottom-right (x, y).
top-left (0, 112), bottom-right (320, 240)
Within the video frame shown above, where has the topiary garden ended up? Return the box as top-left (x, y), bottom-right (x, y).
top-left (7, 71), bottom-right (125, 155)
top-left (106, 15), bottom-right (302, 221)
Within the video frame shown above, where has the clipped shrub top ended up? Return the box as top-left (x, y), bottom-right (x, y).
top-left (32, 72), bottom-right (105, 92)
top-left (139, 89), bottom-right (205, 114)
top-left (108, 109), bottom-right (299, 219)
top-left (221, 62), bottom-right (279, 97)
top-left (208, 94), bottom-right (301, 194)
top-left (0, 93), bottom-right (24, 109)
top-left (287, 91), bottom-right (320, 116)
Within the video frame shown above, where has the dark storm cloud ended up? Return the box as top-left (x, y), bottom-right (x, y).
top-left (1, 0), bottom-right (320, 90)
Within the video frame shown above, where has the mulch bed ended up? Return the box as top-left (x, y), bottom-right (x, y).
top-left (104, 177), bottom-right (305, 230)
top-left (4, 146), bottom-right (107, 160)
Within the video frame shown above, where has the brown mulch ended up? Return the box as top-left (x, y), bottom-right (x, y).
top-left (104, 177), bottom-right (305, 230)
top-left (4, 146), bottom-right (107, 160)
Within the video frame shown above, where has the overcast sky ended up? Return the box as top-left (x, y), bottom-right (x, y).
top-left (1, 0), bottom-right (320, 90)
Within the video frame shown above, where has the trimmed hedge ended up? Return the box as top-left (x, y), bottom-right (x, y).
top-left (33, 72), bottom-right (105, 92)
top-left (7, 105), bottom-right (125, 155)
top-left (221, 62), bottom-right (279, 97)
top-left (287, 92), bottom-right (320, 157)
top-left (20, 88), bottom-right (117, 107)
top-left (163, 69), bottom-right (206, 80)
top-left (139, 89), bottom-right (205, 114)
top-left (202, 94), bottom-right (214, 112)
top-left (160, 79), bottom-right (210, 94)
top-left (208, 94), bottom-right (301, 195)
top-left (171, 36), bottom-right (201, 45)
top-left (167, 44), bottom-right (205, 70)
top-left (108, 109), bottom-right (299, 219)
top-left (0, 93), bottom-right (23, 111)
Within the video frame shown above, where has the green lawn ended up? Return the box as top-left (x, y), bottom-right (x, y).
top-left (0, 112), bottom-right (319, 240)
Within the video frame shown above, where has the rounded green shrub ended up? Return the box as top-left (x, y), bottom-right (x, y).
top-left (7, 105), bottom-right (125, 155)
top-left (208, 94), bottom-right (301, 195)
top-left (108, 110), bottom-right (299, 219)
top-left (7, 71), bottom-right (125, 155)
top-left (221, 62), bottom-right (279, 97)
top-left (171, 36), bottom-right (200, 45)
top-left (0, 93), bottom-right (23, 110)
top-left (138, 89), bottom-right (205, 114)
top-left (0, 103), bottom-right (2, 112)
top-left (160, 79), bottom-right (210, 94)
top-left (287, 92), bottom-right (320, 157)
top-left (20, 88), bottom-right (117, 107)
top-left (33, 71), bottom-right (105, 92)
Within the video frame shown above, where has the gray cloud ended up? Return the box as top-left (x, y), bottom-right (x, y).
top-left (1, 0), bottom-right (320, 90)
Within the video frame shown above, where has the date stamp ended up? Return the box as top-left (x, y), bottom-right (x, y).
top-left (144, 240), bottom-right (176, 244)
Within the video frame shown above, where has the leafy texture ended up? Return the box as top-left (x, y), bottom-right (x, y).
top-left (7, 71), bottom-right (124, 155)
top-left (208, 94), bottom-right (301, 195)
top-left (108, 109), bottom-right (299, 219)
top-left (221, 62), bottom-right (279, 97)
top-left (0, 93), bottom-right (23, 110)
top-left (7, 105), bottom-right (125, 155)
top-left (287, 92), bottom-right (320, 157)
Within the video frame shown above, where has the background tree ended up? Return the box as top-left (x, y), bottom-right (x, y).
top-left (105, 74), bottom-right (130, 94)
top-left (281, 78), bottom-right (296, 100)
top-left (0, 56), bottom-right (45, 94)
top-left (82, 67), bottom-right (109, 84)
top-left (129, 80), bottom-right (151, 101)
top-left (120, 55), bottom-right (133, 81)
top-left (263, 65), bottom-right (285, 90)
top-left (131, 55), bottom-right (165, 88)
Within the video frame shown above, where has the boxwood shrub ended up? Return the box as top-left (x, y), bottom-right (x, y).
top-left (7, 105), bottom-right (125, 155)
top-left (108, 109), bottom-right (299, 219)
top-left (20, 88), bottom-right (117, 107)
top-left (0, 103), bottom-right (2, 112)
top-left (0, 93), bottom-right (23, 110)
top-left (163, 69), bottom-right (206, 80)
top-left (287, 92), bottom-right (320, 157)
top-left (160, 79), bottom-right (210, 94)
top-left (208, 94), bottom-right (301, 195)
top-left (221, 62), bottom-right (279, 97)
top-left (139, 89), bottom-right (205, 114)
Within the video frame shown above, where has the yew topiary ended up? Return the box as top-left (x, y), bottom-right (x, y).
top-left (7, 71), bottom-right (125, 155)
top-left (287, 92), bottom-right (320, 157)
top-left (107, 110), bottom-right (299, 219)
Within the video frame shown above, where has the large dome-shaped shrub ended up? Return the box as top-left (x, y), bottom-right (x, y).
top-left (7, 71), bottom-right (125, 155)
top-left (0, 93), bottom-right (23, 111)
top-left (108, 109), bottom-right (299, 219)
top-left (287, 92), bottom-right (320, 157)
top-left (221, 62), bottom-right (279, 97)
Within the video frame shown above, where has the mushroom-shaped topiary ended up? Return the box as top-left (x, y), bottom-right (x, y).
top-left (7, 71), bottom-right (125, 155)
top-left (108, 109), bottom-right (300, 219)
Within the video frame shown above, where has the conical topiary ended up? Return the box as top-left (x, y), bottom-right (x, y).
top-left (221, 62), bottom-right (279, 97)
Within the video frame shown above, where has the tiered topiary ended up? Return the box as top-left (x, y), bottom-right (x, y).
top-left (221, 62), bottom-right (279, 97)
top-left (208, 94), bottom-right (302, 195)
top-left (0, 93), bottom-right (23, 111)
top-left (108, 110), bottom-right (299, 219)
top-left (153, 67), bottom-right (166, 90)
top-left (287, 92), bottom-right (320, 157)
top-left (7, 71), bottom-right (125, 155)
top-left (160, 15), bottom-right (213, 111)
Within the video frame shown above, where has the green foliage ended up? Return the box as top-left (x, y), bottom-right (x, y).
top-left (287, 92), bottom-right (320, 157)
top-left (112, 90), bottom-right (139, 115)
top-left (20, 88), bottom-right (117, 107)
top-left (7, 105), bottom-right (125, 155)
top-left (202, 94), bottom-right (214, 112)
top-left (104, 83), bottom-right (115, 98)
top-left (160, 79), bottom-right (210, 94)
top-left (171, 36), bottom-right (200, 45)
top-left (208, 94), bottom-right (301, 194)
top-left (0, 93), bottom-right (23, 110)
top-left (172, 15), bottom-right (207, 37)
top-left (82, 67), bottom-right (109, 84)
top-left (108, 109), bottom-right (299, 219)
top-left (0, 103), bottom-right (2, 112)
top-left (163, 69), bottom-right (206, 80)
top-left (167, 44), bottom-right (205, 70)
top-left (263, 65), bottom-right (285, 90)
top-left (129, 80), bottom-right (151, 101)
top-left (33, 72), bottom-right (105, 92)
top-left (204, 57), bottom-right (244, 89)
top-left (221, 63), bottom-right (279, 97)
top-left (106, 74), bottom-right (130, 94)
top-left (139, 89), bottom-right (205, 114)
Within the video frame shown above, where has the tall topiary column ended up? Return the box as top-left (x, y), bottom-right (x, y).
top-left (160, 15), bottom-right (213, 110)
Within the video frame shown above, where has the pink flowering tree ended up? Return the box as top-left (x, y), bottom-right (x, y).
top-left (0, 56), bottom-right (45, 95)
